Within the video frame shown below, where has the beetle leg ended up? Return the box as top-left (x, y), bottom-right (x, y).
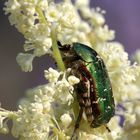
top-left (104, 124), bottom-right (111, 132)
top-left (71, 107), bottom-right (84, 140)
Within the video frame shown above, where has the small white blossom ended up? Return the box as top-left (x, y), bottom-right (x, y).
top-left (33, 38), bottom-right (52, 56)
top-left (95, 25), bottom-right (115, 41)
top-left (55, 79), bottom-right (74, 104)
top-left (68, 75), bottom-right (80, 85)
top-left (91, 10), bottom-right (105, 26)
top-left (16, 53), bottom-right (34, 72)
top-left (44, 2), bottom-right (61, 23)
top-left (0, 116), bottom-right (9, 134)
top-left (75, 0), bottom-right (90, 7)
top-left (60, 113), bottom-right (72, 127)
top-left (44, 68), bottom-right (60, 82)
top-left (66, 94), bottom-right (74, 105)
top-left (0, 109), bottom-right (15, 134)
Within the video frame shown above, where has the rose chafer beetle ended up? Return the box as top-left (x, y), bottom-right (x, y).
top-left (58, 42), bottom-right (115, 139)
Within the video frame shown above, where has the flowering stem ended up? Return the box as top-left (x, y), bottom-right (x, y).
top-left (36, 6), bottom-right (65, 71)
top-left (51, 25), bottom-right (65, 71)
top-left (35, 6), bottom-right (48, 24)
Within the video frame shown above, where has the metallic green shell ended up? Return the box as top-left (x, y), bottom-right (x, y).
top-left (73, 42), bottom-right (115, 127)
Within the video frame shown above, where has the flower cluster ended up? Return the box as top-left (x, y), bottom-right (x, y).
top-left (0, 68), bottom-right (79, 139)
top-left (4, 0), bottom-right (114, 72)
top-left (1, 0), bottom-right (140, 140)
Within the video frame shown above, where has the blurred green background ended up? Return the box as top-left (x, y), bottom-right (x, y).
top-left (0, 0), bottom-right (140, 139)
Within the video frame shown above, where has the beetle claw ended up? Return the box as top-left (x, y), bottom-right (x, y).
top-left (105, 125), bottom-right (111, 132)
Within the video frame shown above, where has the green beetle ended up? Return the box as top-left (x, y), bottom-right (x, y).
top-left (58, 42), bottom-right (115, 139)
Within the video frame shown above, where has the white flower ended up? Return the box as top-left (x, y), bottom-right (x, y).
top-left (0, 68), bottom-right (80, 139)
top-left (91, 9), bottom-right (105, 26)
top-left (68, 75), bottom-right (80, 85)
top-left (58, 2), bottom-right (80, 28)
top-left (33, 38), bottom-right (52, 56)
top-left (44, 68), bottom-right (61, 82)
top-left (12, 105), bottom-right (50, 139)
top-left (75, 0), bottom-right (90, 7)
top-left (55, 79), bottom-right (74, 104)
top-left (44, 2), bottom-right (61, 23)
top-left (0, 109), bottom-right (15, 134)
top-left (95, 25), bottom-right (115, 41)
top-left (60, 113), bottom-right (72, 127)
top-left (0, 115), bottom-right (9, 134)
top-left (38, 0), bottom-right (48, 11)
top-left (66, 94), bottom-right (74, 105)
top-left (75, 0), bottom-right (92, 19)
top-left (4, 0), bottom-right (20, 14)
top-left (16, 53), bottom-right (35, 72)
